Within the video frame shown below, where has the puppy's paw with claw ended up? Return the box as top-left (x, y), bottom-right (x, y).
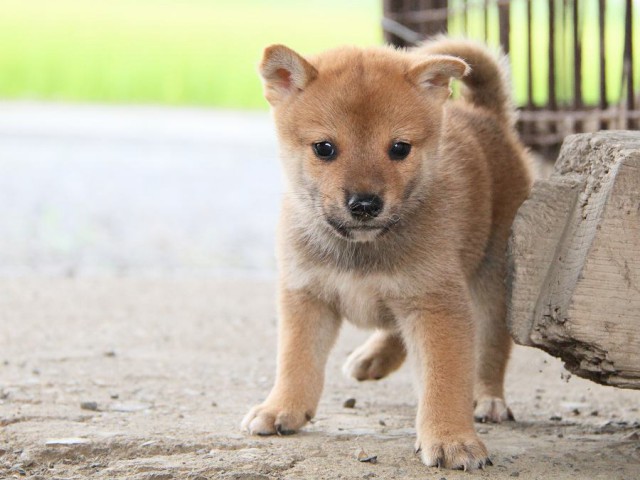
top-left (241, 402), bottom-right (311, 436)
top-left (415, 433), bottom-right (491, 471)
top-left (474, 396), bottom-right (515, 423)
top-left (342, 340), bottom-right (405, 381)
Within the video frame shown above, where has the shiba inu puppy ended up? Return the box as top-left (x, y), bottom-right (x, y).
top-left (241, 37), bottom-right (533, 470)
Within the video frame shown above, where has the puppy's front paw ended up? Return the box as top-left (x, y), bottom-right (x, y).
top-left (416, 432), bottom-right (490, 471)
top-left (241, 401), bottom-right (312, 436)
top-left (474, 396), bottom-right (515, 423)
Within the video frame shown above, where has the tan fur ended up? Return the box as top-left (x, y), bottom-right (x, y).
top-left (241, 38), bottom-right (533, 470)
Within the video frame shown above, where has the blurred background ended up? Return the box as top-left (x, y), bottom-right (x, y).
top-left (0, 0), bottom-right (637, 276)
top-left (0, 0), bottom-right (383, 277)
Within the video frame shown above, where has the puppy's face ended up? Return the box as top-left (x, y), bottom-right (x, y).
top-left (260, 45), bottom-right (468, 242)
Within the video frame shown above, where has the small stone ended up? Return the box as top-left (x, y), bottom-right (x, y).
top-left (19, 451), bottom-right (33, 467)
top-left (110, 402), bottom-right (150, 412)
top-left (10, 465), bottom-right (26, 475)
top-left (80, 401), bottom-right (98, 411)
top-left (343, 398), bottom-right (356, 409)
top-left (104, 350), bottom-right (116, 358)
top-left (591, 410), bottom-right (599, 416)
top-left (356, 448), bottom-right (377, 464)
top-left (510, 472), bottom-right (520, 477)
top-left (550, 415), bottom-right (562, 421)
top-left (572, 409), bottom-right (580, 416)
top-left (378, 419), bottom-right (386, 426)
top-left (110, 393), bottom-right (119, 400)
top-left (211, 401), bottom-right (218, 407)
top-left (45, 438), bottom-right (90, 446)
top-left (557, 433), bottom-right (564, 438)
top-left (625, 431), bottom-right (639, 441)
top-left (560, 401), bottom-right (589, 411)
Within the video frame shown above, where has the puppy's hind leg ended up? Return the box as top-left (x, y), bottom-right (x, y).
top-left (471, 255), bottom-right (515, 424)
top-left (342, 330), bottom-right (406, 381)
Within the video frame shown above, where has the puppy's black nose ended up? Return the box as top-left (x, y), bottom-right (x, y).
top-left (347, 193), bottom-right (383, 219)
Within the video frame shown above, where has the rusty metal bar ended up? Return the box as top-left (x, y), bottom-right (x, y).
top-left (426, 0), bottom-right (448, 34)
top-left (598, 0), bottom-right (607, 128)
top-left (623, 0), bottom-right (635, 129)
top-left (527, 0), bottom-right (534, 107)
top-left (548, 0), bottom-right (557, 110)
top-left (383, 0), bottom-right (408, 46)
top-left (462, 0), bottom-right (468, 35)
top-left (572, 0), bottom-right (583, 133)
top-left (518, 108), bottom-right (640, 122)
top-left (498, 0), bottom-right (510, 54)
top-left (484, 0), bottom-right (489, 42)
top-left (562, 0), bottom-right (570, 107)
top-left (573, 0), bottom-right (582, 108)
top-left (381, 17), bottom-right (424, 45)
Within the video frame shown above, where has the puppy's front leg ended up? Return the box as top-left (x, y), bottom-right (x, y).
top-left (242, 287), bottom-right (340, 435)
top-left (399, 288), bottom-right (490, 470)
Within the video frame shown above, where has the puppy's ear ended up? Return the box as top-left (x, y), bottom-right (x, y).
top-left (259, 44), bottom-right (318, 105)
top-left (408, 55), bottom-right (470, 99)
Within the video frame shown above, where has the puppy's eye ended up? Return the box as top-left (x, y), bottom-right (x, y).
top-left (389, 141), bottom-right (411, 161)
top-left (312, 141), bottom-right (337, 161)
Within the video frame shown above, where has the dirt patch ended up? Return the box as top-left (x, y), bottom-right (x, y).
top-left (1, 276), bottom-right (639, 479)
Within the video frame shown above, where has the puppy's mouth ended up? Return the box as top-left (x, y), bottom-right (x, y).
top-left (325, 216), bottom-right (400, 242)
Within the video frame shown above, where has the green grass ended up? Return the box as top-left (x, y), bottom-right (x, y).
top-left (0, 0), bottom-right (636, 109)
top-left (0, 0), bottom-right (381, 109)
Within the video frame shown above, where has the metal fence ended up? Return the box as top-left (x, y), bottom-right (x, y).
top-left (382, 0), bottom-right (638, 155)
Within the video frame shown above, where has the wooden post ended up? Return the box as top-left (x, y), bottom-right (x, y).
top-left (507, 132), bottom-right (640, 389)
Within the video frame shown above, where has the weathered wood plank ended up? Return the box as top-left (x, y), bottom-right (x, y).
top-left (507, 131), bottom-right (640, 389)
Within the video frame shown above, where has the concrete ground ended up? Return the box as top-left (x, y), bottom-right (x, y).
top-left (0, 103), bottom-right (639, 480)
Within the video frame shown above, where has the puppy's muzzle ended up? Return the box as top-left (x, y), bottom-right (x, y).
top-left (347, 193), bottom-right (383, 220)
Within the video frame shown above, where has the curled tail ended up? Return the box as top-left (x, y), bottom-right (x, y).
top-left (414, 37), bottom-right (514, 125)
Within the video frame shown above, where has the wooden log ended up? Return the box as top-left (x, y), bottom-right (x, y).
top-left (507, 131), bottom-right (640, 389)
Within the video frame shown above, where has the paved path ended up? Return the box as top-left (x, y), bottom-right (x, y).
top-left (0, 102), bottom-right (281, 275)
top-left (1, 277), bottom-right (639, 479)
